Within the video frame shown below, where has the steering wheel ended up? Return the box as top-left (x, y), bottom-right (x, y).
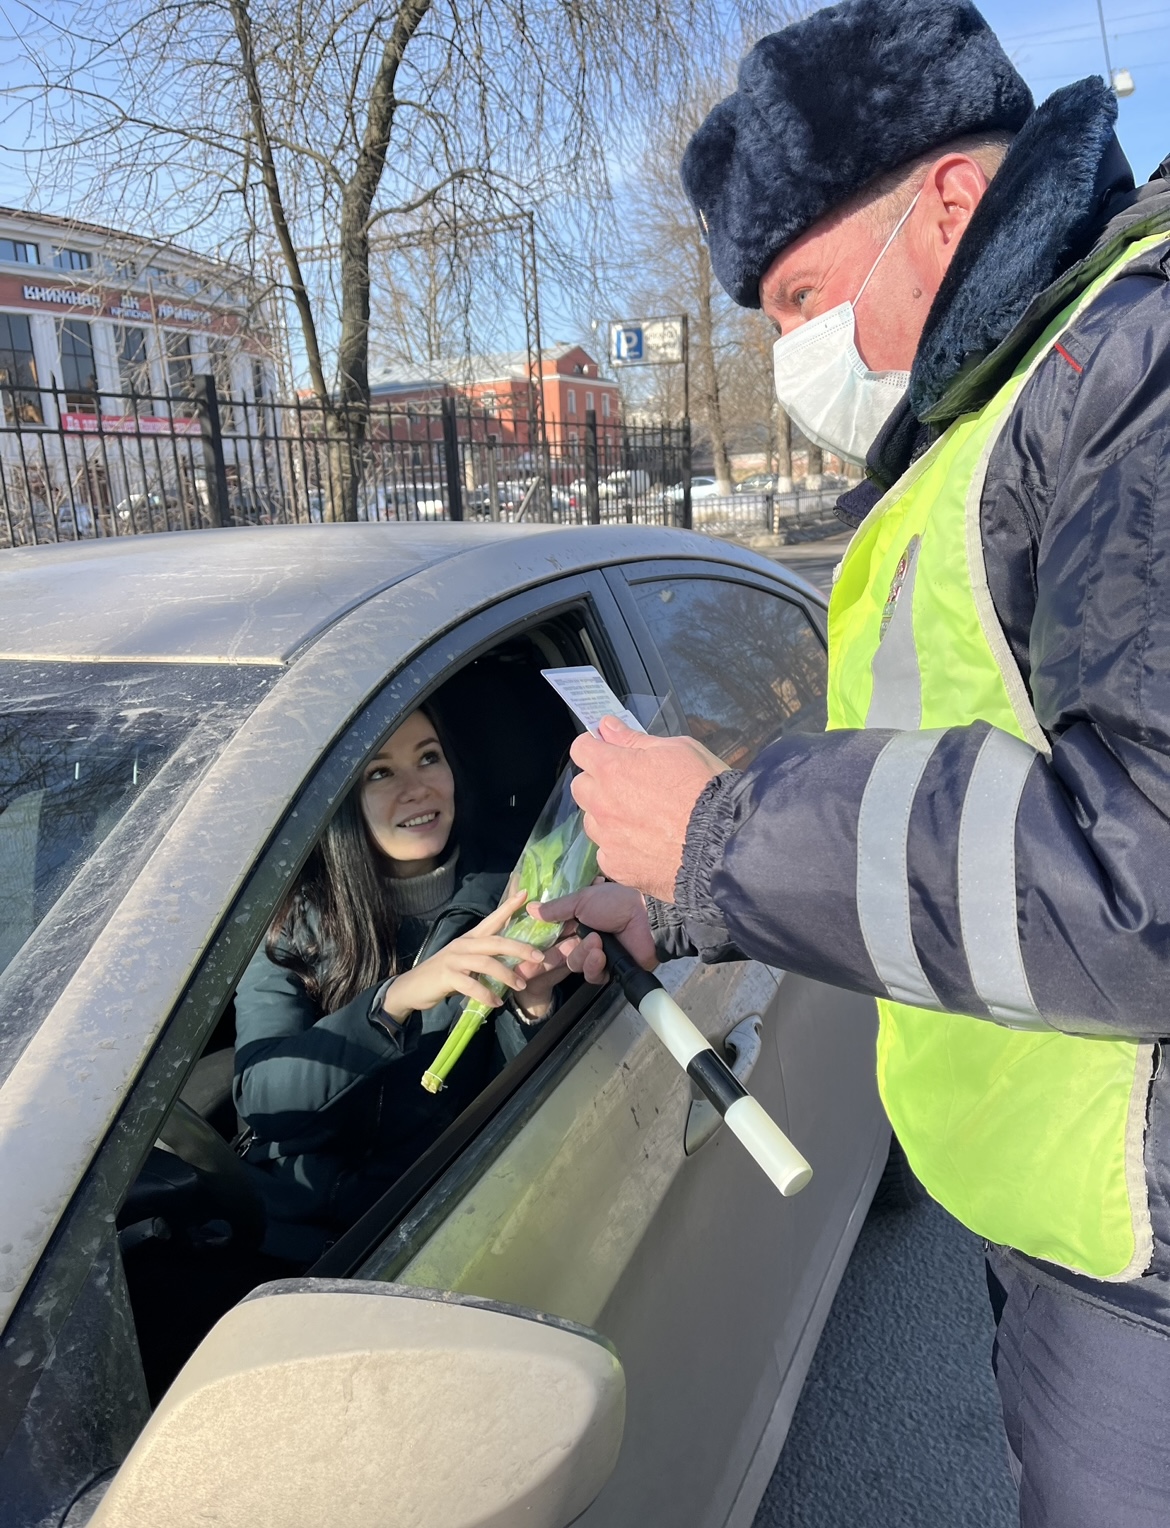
top-left (156, 1099), bottom-right (267, 1251)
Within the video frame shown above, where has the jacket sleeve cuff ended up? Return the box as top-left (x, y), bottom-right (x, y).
top-left (367, 981), bottom-right (421, 1054)
top-left (645, 895), bottom-right (696, 962)
top-left (670, 770), bottom-right (744, 964)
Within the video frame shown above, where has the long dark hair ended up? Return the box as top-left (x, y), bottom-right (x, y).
top-left (266, 705), bottom-right (466, 1014)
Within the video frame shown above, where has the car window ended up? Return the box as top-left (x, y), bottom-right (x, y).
top-left (631, 576), bottom-right (827, 767)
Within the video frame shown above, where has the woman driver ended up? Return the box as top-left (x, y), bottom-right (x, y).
top-left (233, 705), bottom-right (568, 1258)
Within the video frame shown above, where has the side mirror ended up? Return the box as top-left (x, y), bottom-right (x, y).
top-left (90, 1279), bottom-right (625, 1528)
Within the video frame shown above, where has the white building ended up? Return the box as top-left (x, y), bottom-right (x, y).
top-left (0, 209), bottom-right (284, 537)
top-left (0, 208), bottom-right (278, 429)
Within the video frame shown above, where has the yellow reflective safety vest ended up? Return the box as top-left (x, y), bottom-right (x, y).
top-left (827, 232), bottom-right (1170, 1280)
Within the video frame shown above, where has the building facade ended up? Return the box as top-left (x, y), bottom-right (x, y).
top-left (0, 207), bottom-right (278, 431)
top-left (368, 344), bottom-right (619, 450)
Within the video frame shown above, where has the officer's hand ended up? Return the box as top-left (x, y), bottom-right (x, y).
top-left (569, 717), bottom-right (726, 901)
top-left (531, 881), bottom-right (657, 985)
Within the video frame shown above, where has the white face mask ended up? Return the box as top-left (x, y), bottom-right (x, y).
top-left (771, 190), bottom-right (921, 467)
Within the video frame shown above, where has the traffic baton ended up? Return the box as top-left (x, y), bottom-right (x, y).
top-left (579, 926), bottom-right (813, 1197)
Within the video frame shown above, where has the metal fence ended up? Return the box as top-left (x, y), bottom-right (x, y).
top-left (689, 488), bottom-right (847, 542)
top-left (0, 380), bottom-right (700, 547)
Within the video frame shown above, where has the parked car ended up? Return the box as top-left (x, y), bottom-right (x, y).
top-left (0, 524), bottom-right (888, 1528)
top-left (113, 491), bottom-right (183, 531)
top-left (598, 469), bottom-right (651, 502)
top-left (664, 475), bottom-right (720, 503)
top-left (735, 473), bottom-right (781, 495)
top-left (53, 501), bottom-right (98, 537)
top-left (227, 486), bottom-right (285, 525)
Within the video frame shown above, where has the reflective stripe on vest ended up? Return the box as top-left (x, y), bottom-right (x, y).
top-left (827, 233), bottom-right (1167, 1280)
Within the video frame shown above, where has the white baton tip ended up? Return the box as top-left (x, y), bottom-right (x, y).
top-left (724, 1096), bottom-right (814, 1196)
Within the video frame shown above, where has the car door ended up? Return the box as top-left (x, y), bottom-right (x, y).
top-left (0, 568), bottom-right (650, 1524)
top-left (595, 555), bottom-right (887, 1526)
top-left (343, 559), bottom-right (884, 1528)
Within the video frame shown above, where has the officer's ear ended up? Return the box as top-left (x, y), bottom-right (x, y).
top-left (918, 153), bottom-right (991, 279)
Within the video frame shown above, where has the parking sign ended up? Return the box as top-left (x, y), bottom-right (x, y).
top-left (612, 325), bottom-right (644, 363)
top-left (609, 316), bottom-right (685, 367)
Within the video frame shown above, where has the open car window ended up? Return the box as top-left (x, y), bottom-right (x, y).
top-left (115, 587), bottom-right (641, 1403)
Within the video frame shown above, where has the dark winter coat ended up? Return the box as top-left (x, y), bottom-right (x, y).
top-left (653, 79), bottom-right (1170, 1319)
top-left (234, 866), bottom-right (518, 1250)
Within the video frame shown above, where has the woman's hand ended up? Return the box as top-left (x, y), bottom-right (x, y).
top-left (380, 890), bottom-right (540, 1022)
top-left (508, 943), bottom-right (574, 1023)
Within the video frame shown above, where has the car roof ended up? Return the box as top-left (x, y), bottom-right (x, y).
top-left (0, 522), bottom-right (818, 665)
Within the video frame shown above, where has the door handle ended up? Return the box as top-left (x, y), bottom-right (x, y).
top-left (684, 1015), bottom-right (764, 1156)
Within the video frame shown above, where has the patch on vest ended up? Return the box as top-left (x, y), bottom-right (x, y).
top-left (880, 534), bottom-right (920, 641)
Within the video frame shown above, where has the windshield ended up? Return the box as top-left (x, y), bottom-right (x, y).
top-left (0, 661), bottom-right (279, 1077)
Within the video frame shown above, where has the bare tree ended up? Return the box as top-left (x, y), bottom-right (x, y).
top-left (10, 0), bottom-right (770, 515)
top-left (612, 38), bottom-right (806, 495)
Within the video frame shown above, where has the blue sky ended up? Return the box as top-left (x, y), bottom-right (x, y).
top-left (1, 1), bottom-right (1164, 214)
top-left (979, 0), bottom-right (1168, 178)
top-left (0, 0), bottom-right (1161, 373)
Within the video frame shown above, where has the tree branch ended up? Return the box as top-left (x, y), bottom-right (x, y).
top-left (228, 0), bottom-right (331, 408)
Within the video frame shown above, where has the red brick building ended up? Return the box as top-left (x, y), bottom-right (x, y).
top-left (368, 344), bottom-right (619, 450)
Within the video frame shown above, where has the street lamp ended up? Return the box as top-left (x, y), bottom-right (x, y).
top-left (1095, 0), bottom-right (1135, 96)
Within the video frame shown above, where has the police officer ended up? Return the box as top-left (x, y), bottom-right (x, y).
top-left (539, 2), bottom-right (1170, 1521)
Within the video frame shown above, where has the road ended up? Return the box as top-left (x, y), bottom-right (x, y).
top-left (744, 532), bottom-right (1018, 1528)
top-left (753, 1198), bottom-right (1017, 1528)
top-left (767, 532), bottom-right (852, 596)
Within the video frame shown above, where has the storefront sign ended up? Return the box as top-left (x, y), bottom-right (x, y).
top-left (0, 274), bottom-right (241, 331)
top-left (157, 301), bottom-right (213, 325)
top-left (22, 284), bottom-right (102, 309)
top-left (62, 412), bottom-right (201, 436)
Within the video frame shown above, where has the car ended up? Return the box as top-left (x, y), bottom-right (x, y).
top-left (664, 475), bottom-right (721, 503)
top-left (227, 485), bottom-right (286, 525)
top-left (113, 491), bottom-right (184, 531)
top-left (734, 473), bottom-right (781, 495)
top-left (0, 524), bottom-right (888, 1528)
top-left (598, 469), bottom-right (651, 502)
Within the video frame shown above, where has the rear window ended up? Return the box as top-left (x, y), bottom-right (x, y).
top-left (0, 661), bottom-right (278, 1069)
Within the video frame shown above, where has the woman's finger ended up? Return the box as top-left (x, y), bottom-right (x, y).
top-left (452, 973), bottom-right (503, 1008)
top-left (475, 889), bottom-right (529, 934)
top-left (456, 934), bottom-right (542, 962)
top-left (516, 946), bottom-right (567, 981)
top-left (440, 950), bottom-right (526, 989)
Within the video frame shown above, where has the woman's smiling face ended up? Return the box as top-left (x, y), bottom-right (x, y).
top-left (358, 710), bottom-right (456, 877)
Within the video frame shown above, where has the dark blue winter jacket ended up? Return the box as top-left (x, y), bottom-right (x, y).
top-left (652, 78), bottom-right (1170, 1312)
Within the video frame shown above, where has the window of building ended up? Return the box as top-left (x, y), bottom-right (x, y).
top-left (118, 326), bottom-right (152, 404)
top-left (252, 360), bottom-right (266, 401)
top-left (602, 394), bottom-right (611, 418)
top-left (144, 266), bottom-right (170, 285)
top-left (567, 388), bottom-right (577, 416)
top-left (632, 576), bottom-right (827, 768)
top-left (53, 247), bottom-right (93, 273)
top-left (59, 319), bottom-right (98, 414)
top-left (0, 239), bottom-right (39, 265)
top-left (0, 313), bottom-right (43, 424)
top-left (585, 392), bottom-right (594, 413)
top-left (165, 331), bottom-right (196, 415)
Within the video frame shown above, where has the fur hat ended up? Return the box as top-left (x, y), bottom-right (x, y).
top-left (681, 0), bottom-right (1034, 308)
